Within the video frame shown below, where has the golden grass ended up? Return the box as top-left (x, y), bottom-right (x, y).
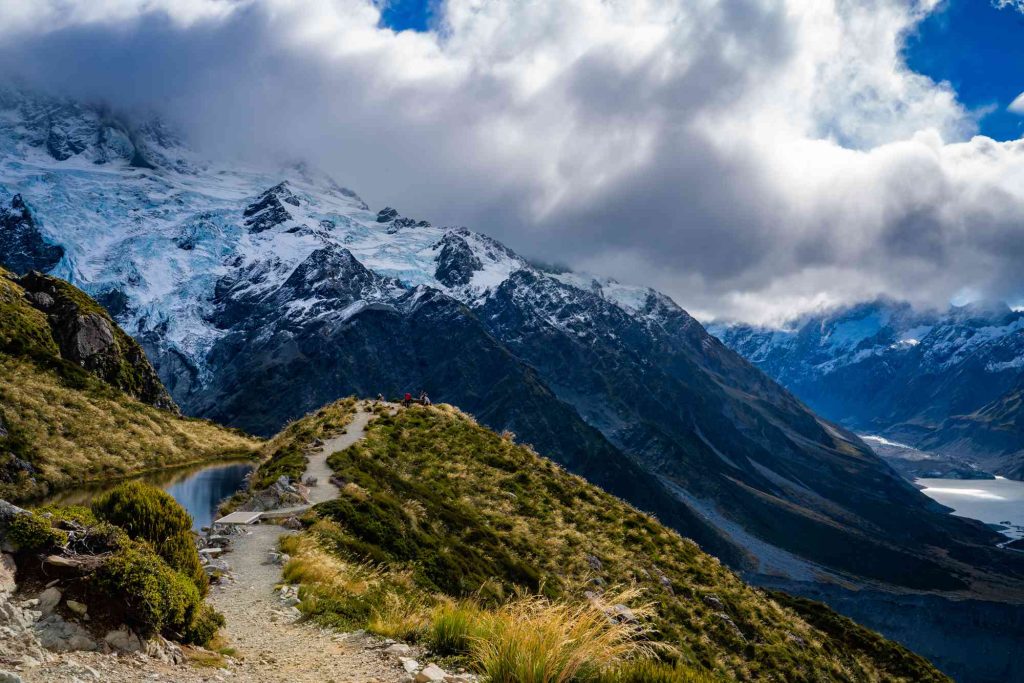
top-left (283, 527), bottom-right (670, 682)
top-left (287, 404), bottom-right (948, 682)
top-left (470, 591), bottom-right (652, 683)
top-left (0, 356), bottom-right (259, 500)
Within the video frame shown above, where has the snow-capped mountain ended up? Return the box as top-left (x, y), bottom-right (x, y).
top-left (711, 299), bottom-right (1024, 479)
top-left (3, 87), bottom-right (1022, 652)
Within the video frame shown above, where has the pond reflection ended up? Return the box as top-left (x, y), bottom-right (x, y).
top-left (42, 461), bottom-right (254, 531)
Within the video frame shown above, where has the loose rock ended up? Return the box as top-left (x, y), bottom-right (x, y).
top-left (36, 588), bottom-right (61, 615)
top-left (415, 663), bottom-right (448, 682)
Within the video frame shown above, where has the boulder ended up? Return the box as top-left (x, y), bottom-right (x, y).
top-left (33, 613), bottom-right (96, 651)
top-left (702, 594), bottom-right (725, 611)
top-left (0, 671), bottom-right (23, 683)
top-left (43, 555), bottom-right (81, 569)
top-left (0, 500), bottom-right (28, 530)
top-left (36, 587), bottom-right (61, 615)
top-left (145, 636), bottom-right (184, 664)
top-left (400, 657), bottom-right (419, 674)
top-left (104, 628), bottom-right (143, 653)
top-left (610, 604), bottom-right (636, 623)
top-left (65, 600), bottom-right (87, 617)
top-left (206, 535), bottom-right (231, 548)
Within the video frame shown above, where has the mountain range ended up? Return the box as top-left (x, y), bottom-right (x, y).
top-left (2, 87), bottom-right (1023, 681)
top-left (0, 265), bottom-right (950, 682)
top-left (712, 299), bottom-right (1024, 480)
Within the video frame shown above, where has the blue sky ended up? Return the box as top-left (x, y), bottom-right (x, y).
top-left (905, 0), bottom-right (1024, 141)
top-left (379, 0), bottom-right (1024, 141)
top-left (379, 0), bottom-right (435, 32)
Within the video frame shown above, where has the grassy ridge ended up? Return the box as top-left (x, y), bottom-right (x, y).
top-left (0, 269), bottom-right (259, 500)
top-left (283, 403), bottom-right (947, 682)
top-left (251, 397), bottom-right (358, 488)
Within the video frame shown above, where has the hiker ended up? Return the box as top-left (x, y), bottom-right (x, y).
top-left (403, 392), bottom-right (413, 407)
top-left (419, 391), bottom-right (432, 406)
top-left (376, 393), bottom-right (384, 403)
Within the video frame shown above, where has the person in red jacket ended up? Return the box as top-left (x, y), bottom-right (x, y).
top-left (403, 392), bottom-right (412, 407)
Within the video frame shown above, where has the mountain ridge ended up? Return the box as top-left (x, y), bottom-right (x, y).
top-left (3, 87), bottom-right (1024, 681)
top-left (711, 297), bottom-right (1024, 479)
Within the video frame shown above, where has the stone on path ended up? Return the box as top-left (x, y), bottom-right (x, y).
top-left (415, 663), bottom-right (447, 682)
top-left (384, 643), bottom-right (413, 657)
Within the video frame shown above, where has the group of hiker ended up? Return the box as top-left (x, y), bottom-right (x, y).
top-left (376, 390), bottom-right (431, 407)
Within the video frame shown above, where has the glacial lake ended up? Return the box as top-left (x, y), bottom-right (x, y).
top-left (42, 461), bottom-right (254, 532)
top-left (917, 477), bottom-right (1024, 541)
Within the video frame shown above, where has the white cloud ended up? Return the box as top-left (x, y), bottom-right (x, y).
top-left (0, 0), bottom-right (1023, 325)
top-left (1010, 92), bottom-right (1024, 115)
top-left (993, 0), bottom-right (1024, 13)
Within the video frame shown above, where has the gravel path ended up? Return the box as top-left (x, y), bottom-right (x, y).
top-left (201, 405), bottom-right (406, 682)
top-left (20, 404), bottom-right (410, 682)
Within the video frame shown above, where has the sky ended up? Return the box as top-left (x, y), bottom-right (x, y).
top-left (905, 0), bottom-right (1024, 141)
top-left (0, 0), bottom-right (1023, 325)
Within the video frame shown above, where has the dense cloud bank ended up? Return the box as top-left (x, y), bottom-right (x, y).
top-left (1, 0), bottom-right (1023, 324)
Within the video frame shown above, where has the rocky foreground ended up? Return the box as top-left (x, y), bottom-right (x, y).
top-left (0, 405), bottom-right (475, 683)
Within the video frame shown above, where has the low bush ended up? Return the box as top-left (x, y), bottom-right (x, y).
top-left (92, 481), bottom-right (207, 594)
top-left (7, 511), bottom-right (68, 551)
top-left (94, 542), bottom-right (200, 639)
top-left (182, 603), bottom-right (227, 645)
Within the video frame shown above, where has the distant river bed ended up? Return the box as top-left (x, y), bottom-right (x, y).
top-left (917, 477), bottom-right (1024, 541)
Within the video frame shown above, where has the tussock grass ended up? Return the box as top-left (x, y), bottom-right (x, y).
top-left (0, 268), bottom-right (259, 501)
top-left (426, 600), bottom-right (486, 655)
top-left (470, 591), bottom-right (651, 683)
top-left (596, 659), bottom-right (721, 683)
top-left (275, 403), bottom-right (949, 682)
top-left (0, 357), bottom-right (258, 501)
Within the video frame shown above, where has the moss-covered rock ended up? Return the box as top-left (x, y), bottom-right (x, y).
top-left (6, 510), bottom-right (68, 551)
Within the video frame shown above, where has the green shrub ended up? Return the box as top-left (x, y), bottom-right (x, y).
top-left (182, 603), bottom-right (226, 645)
top-left (95, 543), bottom-right (200, 639)
top-left (92, 481), bottom-right (207, 594)
top-left (7, 511), bottom-right (67, 551)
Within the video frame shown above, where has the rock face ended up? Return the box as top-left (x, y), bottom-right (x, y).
top-left (712, 299), bottom-right (1024, 479)
top-left (14, 271), bottom-right (177, 412)
top-left (0, 194), bottom-right (64, 275)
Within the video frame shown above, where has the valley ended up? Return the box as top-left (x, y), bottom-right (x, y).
top-left (0, 88), bottom-right (1022, 681)
top-left (916, 477), bottom-right (1024, 543)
